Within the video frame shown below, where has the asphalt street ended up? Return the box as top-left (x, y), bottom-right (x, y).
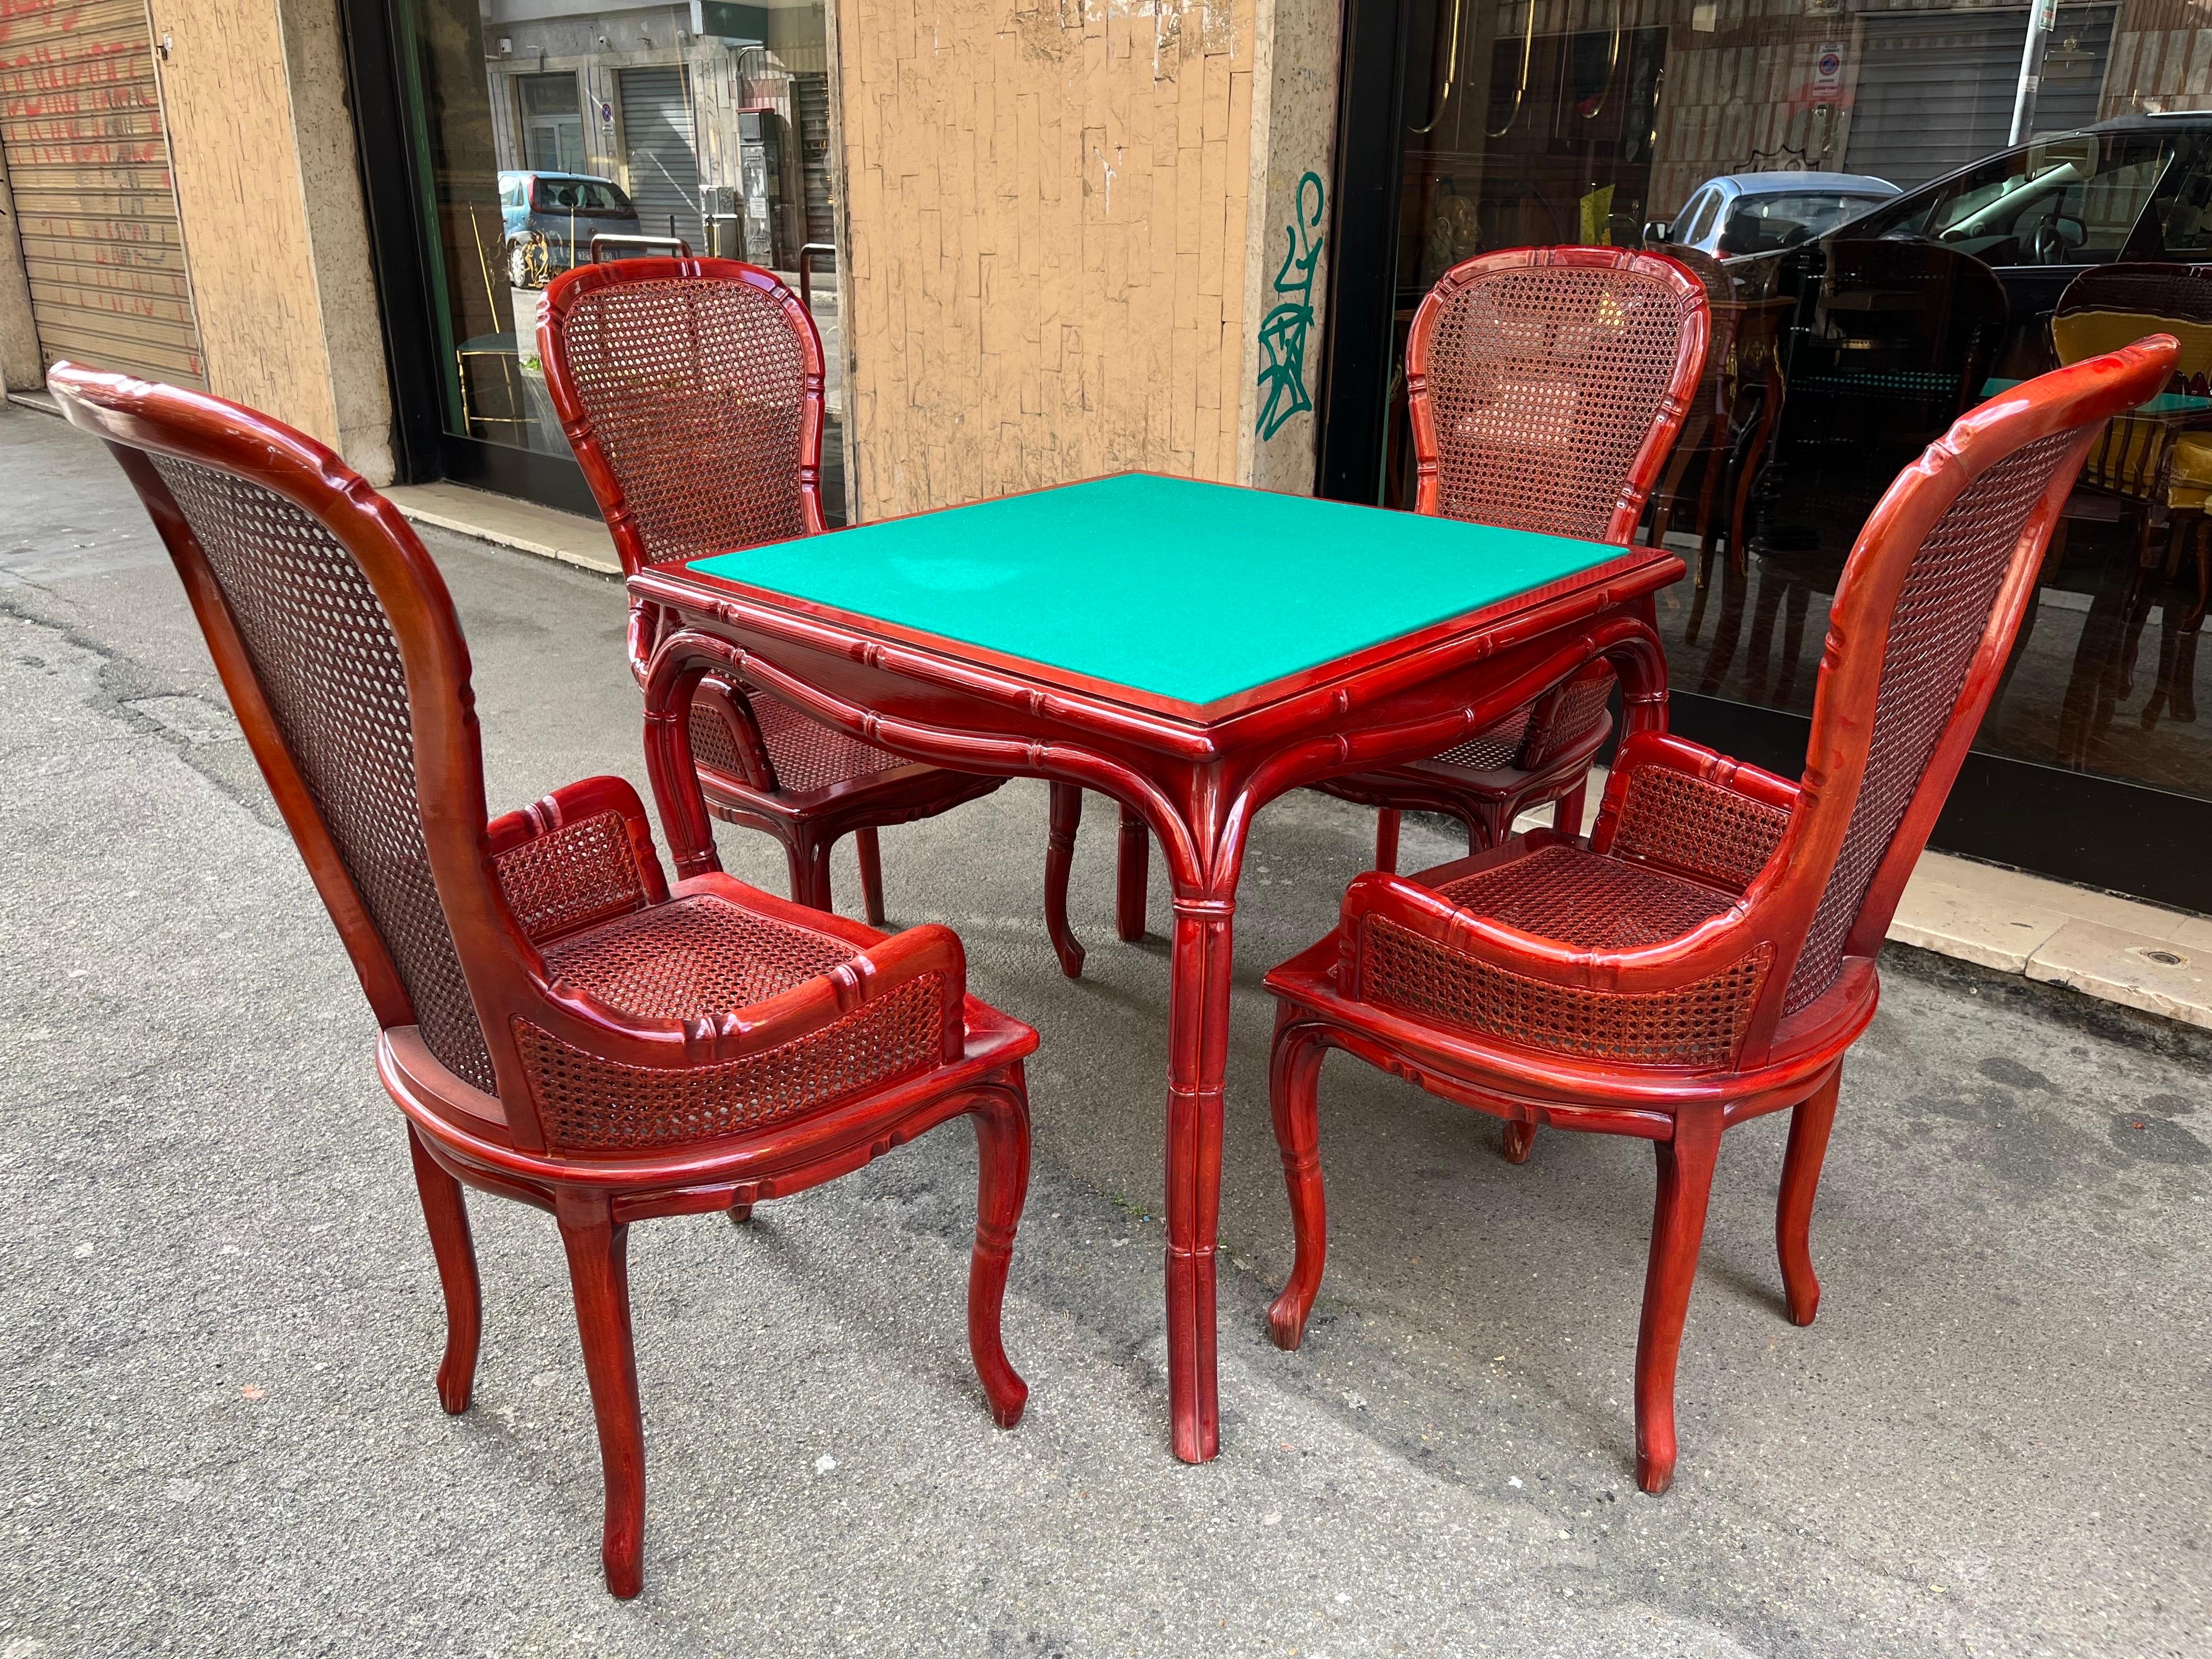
top-left (2, 400), bottom-right (2207, 1657)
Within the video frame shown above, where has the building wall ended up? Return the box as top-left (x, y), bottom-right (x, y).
top-left (0, 138), bottom-right (37, 391)
top-left (141, 0), bottom-right (392, 477)
top-left (835, 0), bottom-right (1336, 516)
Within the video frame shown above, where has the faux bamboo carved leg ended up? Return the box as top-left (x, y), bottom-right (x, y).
top-left (1043, 783), bottom-right (1086, 978)
top-left (1165, 895), bottom-right (1234, 1463)
top-left (1634, 1107), bottom-right (1722, 1496)
top-left (1500, 1121), bottom-right (1537, 1164)
top-left (1372, 808), bottom-right (1401, 873)
top-left (1115, 805), bottom-right (1149, 941)
top-left (1266, 1014), bottom-right (1330, 1351)
top-left (967, 1073), bottom-right (1032, 1427)
top-left (407, 1126), bottom-right (481, 1415)
top-left (1470, 800), bottom-right (1515, 854)
top-left (555, 1192), bottom-right (646, 1599)
top-left (855, 826), bottom-right (886, 927)
top-left (1777, 1066), bottom-right (1842, 1328)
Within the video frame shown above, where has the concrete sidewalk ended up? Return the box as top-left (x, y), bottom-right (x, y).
top-left (3, 402), bottom-right (2207, 1658)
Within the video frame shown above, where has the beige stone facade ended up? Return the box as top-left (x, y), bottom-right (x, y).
top-left (832, 0), bottom-right (1338, 517)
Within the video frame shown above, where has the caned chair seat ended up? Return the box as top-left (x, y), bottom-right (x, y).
top-left (1312, 247), bottom-right (1708, 876)
top-left (1261, 338), bottom-right (2179, 1498)
top-left (50, 365), bottom-right (1038, 1599)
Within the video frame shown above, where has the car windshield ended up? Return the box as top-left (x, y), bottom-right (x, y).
top-left (1855, 129), bottom-right (2202, 265)
top-left (1716, 191), bottom-right (1888, 255)
top-left (531, 177), bottom-right (633, 216)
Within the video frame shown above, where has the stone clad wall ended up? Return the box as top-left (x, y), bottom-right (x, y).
top-left (836, 0), bottom-right (1334, 517)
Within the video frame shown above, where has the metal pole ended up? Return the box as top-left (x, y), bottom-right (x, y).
top-left (2008, 0), bottom-right (2060, 146)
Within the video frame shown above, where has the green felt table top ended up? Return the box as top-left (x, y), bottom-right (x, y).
top-left (686, 473), bottom-right (1633, 710)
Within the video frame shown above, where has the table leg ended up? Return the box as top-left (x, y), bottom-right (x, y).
top-left (1164, 893), bottom-right (1234, 1463)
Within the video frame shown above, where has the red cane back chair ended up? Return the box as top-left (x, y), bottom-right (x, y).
top-left (1311, 246), bottom-right (1709, 876)
top-left (1261, 337), bottom-right (2177, 1496)
top-left (535, 258), bottom-right (1047, 935)
top-left (50, 364), bottom-right (1037, 1598)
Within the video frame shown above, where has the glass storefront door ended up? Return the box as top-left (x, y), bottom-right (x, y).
top-left (342, 0), bottom-right (849, 522)
top-left (1321, 0), bottom-right (2212, 911)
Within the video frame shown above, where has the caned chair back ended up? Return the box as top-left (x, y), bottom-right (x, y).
top-left (46, 365), bottom-right (514, 1096)
top-left (538, 257), bottom-right (827, 581)
top-left (1406, 246), bottom-right (1709, 544)
top-left (1759, 336), bottom-right (2177, 1027)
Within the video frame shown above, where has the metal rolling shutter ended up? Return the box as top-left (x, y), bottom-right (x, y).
top-left (0, 0), bottom-right (204, 386)
top-left (616, 66), bottom-right (699, 246)
top-left (1844, 7), bottom-right (2117, 193)
top-left (794, 71), bottom-right (834, 246)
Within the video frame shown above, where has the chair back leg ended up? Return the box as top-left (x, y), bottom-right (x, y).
top-left (1043, 783), bottom-right (1086, 977)
top-left (406, 1126), bottom-right (482, 1415)
top-left (1265, 1013), bottom-right (1333, 1351)
top-left (1634, 1105), bottom-right (1722, 1495)
top-left (1500, 1121), bottom-right (1537, 1164)
top-left (555, 1190), bottom-right (646, 1599)
top-left (1777, 1066), bottom-right (1842, 1327)
top-left (965, 1071), bottom-right (1032, 1427)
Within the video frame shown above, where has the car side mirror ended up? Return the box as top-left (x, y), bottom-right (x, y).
top-left (1643, 220), bottom-right (1672, 245)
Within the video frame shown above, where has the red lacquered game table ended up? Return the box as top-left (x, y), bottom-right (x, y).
top-left (629, 472), bottom-right (1684, 1462)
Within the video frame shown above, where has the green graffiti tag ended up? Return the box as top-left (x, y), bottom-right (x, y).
top-left (1255, 171), bottom-right (1326, 441)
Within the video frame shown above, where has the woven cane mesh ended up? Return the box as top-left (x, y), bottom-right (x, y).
top-left (558, 277), bottom-right (811, 564)
top-left (151, 459), bottom-right (495, 1094)
top-left (543, 894), bottom-right (857, 1019)
top-left (685, 685), bottom-right (904, 794)
top-left (1784, 430), bottom-right (2080, 1014)
top-left (493, 810), bottom-right (650, 945)
top-left (1610, 765), bottom-right (1792, 893)
top-left (751, 694), bottom-right (908, 793)
top-left (1435, 843), bottom-right (1737, 950)
top-left (1422, 262), bottom-right (1696, 539)
top-left (687, 695), bottom-right (750, 778)
top-left (1431, 707), bottom-right (1531, 771)
top-left (1362, 917), bottom-right (1771, 1069)
top-left (1521, 666), bottom-right (1616, 770)
top-left (516, 973), bottom-right (946, 1149)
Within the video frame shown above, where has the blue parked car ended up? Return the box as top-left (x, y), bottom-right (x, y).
top-left (498, 170), bottom-right (642, 287)
top-left (1647, 171), bottom-right (1901, 261)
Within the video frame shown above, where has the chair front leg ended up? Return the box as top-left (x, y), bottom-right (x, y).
top-left (855, 826), bottom-right (887, 927)
top-left (1634, 1105), bottom-right (1722, 1496)
top-left (1373, 808), bottom-right (1401, 874)
top-left (966, 1075), bottom-right (1032, 1427)
top-left (555, 1190), bottom-right (646, 1599)
top-left (1043, 783), bottom-right (1086, 978)
top-left (783, 828), bottom-right (834, 913)
top-left (1777, 1066), bottom-right (1842, 1327)
top-left (1266, 1012), bottom-right (1332, 1351)
top-left (405, 1127), bottom-right (481, 1415)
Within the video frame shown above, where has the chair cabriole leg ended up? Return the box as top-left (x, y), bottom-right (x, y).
top-left (1777, 1066), bottom-right (1842, 1328)
top-left (1043, 783), bottom-right (1086, 977)
top-left (1634, 1106), bottom-right (1722, 1496)
top-left (967, 1073), bottom-right (1032, 1427)
top-left (1373, 808), bottom-right (1401, 874)
top-left (855, 826), bottom-right (886, 926)
top-left (1115, 805), bottom-right (1148, 941)
top-left (1500, 1120), bottom-right (1537, 1164)
top-left (406, 1126), bottom-right (481, 1415)
top-left (1266, 1013), bottom-right (1330, 1351)
top-left (555, 1190), bottom-right (646, 1599)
